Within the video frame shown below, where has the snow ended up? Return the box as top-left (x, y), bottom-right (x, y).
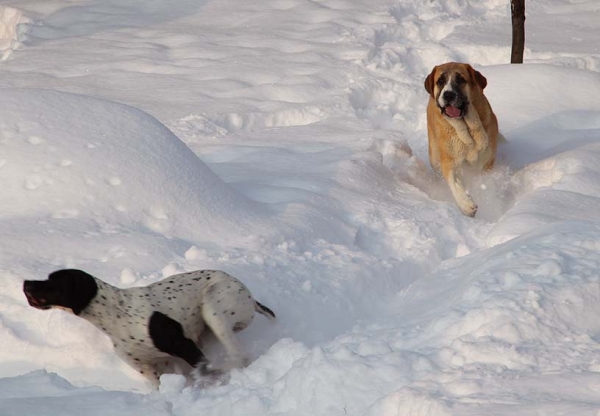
top-left (1, 0), bottom-right (600, 414)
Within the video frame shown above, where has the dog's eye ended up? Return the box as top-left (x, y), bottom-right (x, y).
top-left (436, 76), bottom-right (446, 87)
top-left (456, 74), bottom-right (466, 85)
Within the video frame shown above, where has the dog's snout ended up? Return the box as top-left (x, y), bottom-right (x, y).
top-left (23, 281), bottom-right (34, 294)
top-left (442, 90), bottom-right (457, 103)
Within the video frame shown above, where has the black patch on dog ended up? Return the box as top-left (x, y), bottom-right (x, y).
top-left (436, 73), bottom-right (447, 87)
top-left (148, 311), bottom-right (207, 368)
top-left (24, 269), bottom-right (98, 315)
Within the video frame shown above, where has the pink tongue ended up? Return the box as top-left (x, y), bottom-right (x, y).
top-left (446, 106), bottom-right (462, 118)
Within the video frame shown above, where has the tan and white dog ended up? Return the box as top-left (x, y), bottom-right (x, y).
top-left (424, 62), bottom-right (499, 217)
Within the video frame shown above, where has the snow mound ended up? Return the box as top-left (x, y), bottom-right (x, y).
top-left (484, 64), bottom-right (600, 133)
top-left (0, 89), bottom-right (269, 244)
top-left (0, 371), bottom-right (169, 416)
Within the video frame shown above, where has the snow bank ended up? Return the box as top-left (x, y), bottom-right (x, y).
top-left (0, 371), bottom-right (169, 416)
top-left (0, 88), bottom-right (270, 243)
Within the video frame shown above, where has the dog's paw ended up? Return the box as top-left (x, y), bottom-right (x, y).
top-left (191, 365), bottom-right (229, 389)
top-left (466, 148), bottom-right (479, 164)
top-left (456, 192), bottom-right (478, 217)
top-left (457, 134), bottom-right (475, 149)
top-left (460, 200), bottom-right (478, 217)
top-left (194, 372), bottom-right (229, 389)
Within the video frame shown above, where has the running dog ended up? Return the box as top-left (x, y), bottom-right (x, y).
top-left (23, 269), bottom-right (275, 388)
top-left (424, 62), bottom-right (499, 217)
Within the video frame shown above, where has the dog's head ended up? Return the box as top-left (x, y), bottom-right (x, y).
top-left (424, 62), bottom-right (487, 119)
top-left (23, 269), bottom-right (98, 315)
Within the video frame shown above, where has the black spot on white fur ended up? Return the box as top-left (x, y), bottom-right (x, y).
top-left (148, 311), bottom-right (207, 368)
top-left (23, 269), bottom-right (275, 388)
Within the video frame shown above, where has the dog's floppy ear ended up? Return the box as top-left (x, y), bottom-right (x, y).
top-left (467, 65), bottom-right (487, 90)
top-left (424, 67), bottom-right (436, 96)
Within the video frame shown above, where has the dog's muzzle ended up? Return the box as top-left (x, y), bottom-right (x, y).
top-left (23, 282), bottom-right (52, 310)
top-left (439, 90), bottom-right (467, 119)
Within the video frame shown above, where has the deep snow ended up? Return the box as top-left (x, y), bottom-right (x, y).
top-left (1, 0), bottom-right (600, 415)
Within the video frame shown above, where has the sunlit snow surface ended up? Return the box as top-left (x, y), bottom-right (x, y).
top-left (1, 0), bottom-right (600, 414)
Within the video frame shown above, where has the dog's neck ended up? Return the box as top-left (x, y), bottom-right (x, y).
top-left (78, 279), bottom-right (130, 332)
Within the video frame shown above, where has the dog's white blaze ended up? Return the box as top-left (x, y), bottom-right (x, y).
top-left (437, 78), bottom-right (454, 108)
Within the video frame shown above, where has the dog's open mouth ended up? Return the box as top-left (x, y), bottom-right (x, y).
top-left (25, 294), bottom-right (51, 310)
top-left (443, 105), bottom-right (463, 118)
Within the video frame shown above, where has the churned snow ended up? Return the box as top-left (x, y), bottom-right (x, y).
top-left (1, 0), bottom-right (600, 415)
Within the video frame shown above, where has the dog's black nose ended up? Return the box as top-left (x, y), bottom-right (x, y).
top-left (442, 90), bottom-right (457, 102)
top-left (23, 281), bottom-right (33, 294)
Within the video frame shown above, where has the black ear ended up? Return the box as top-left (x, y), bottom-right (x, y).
top-left (48, 269), bottom-right (98, 315)
top-left (424, 67), bottom-right (436, 96)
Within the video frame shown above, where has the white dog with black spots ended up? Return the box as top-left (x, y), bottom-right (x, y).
top-left (23, 269), bottom-right (275, 388)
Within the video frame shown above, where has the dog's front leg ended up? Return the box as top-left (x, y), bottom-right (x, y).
top-left (148, 311), bottom-right (219, 388)
top-left (119, 354), bottom-right (162, 388)
top-left (464, 105), bottom-right (489, 162)
top-left (441, 160), bottom-right (477, 217)
top-left (445, 117), bottom-right (474, 149)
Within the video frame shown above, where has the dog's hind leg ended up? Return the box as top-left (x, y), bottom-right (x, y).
top-left (441, 160), bottom-right (477, 217)
top-left (201, 298), bottom-right (248, 370)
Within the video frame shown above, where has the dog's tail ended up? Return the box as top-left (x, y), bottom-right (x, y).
top-left (255, 301), bottom-right (276, 321)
